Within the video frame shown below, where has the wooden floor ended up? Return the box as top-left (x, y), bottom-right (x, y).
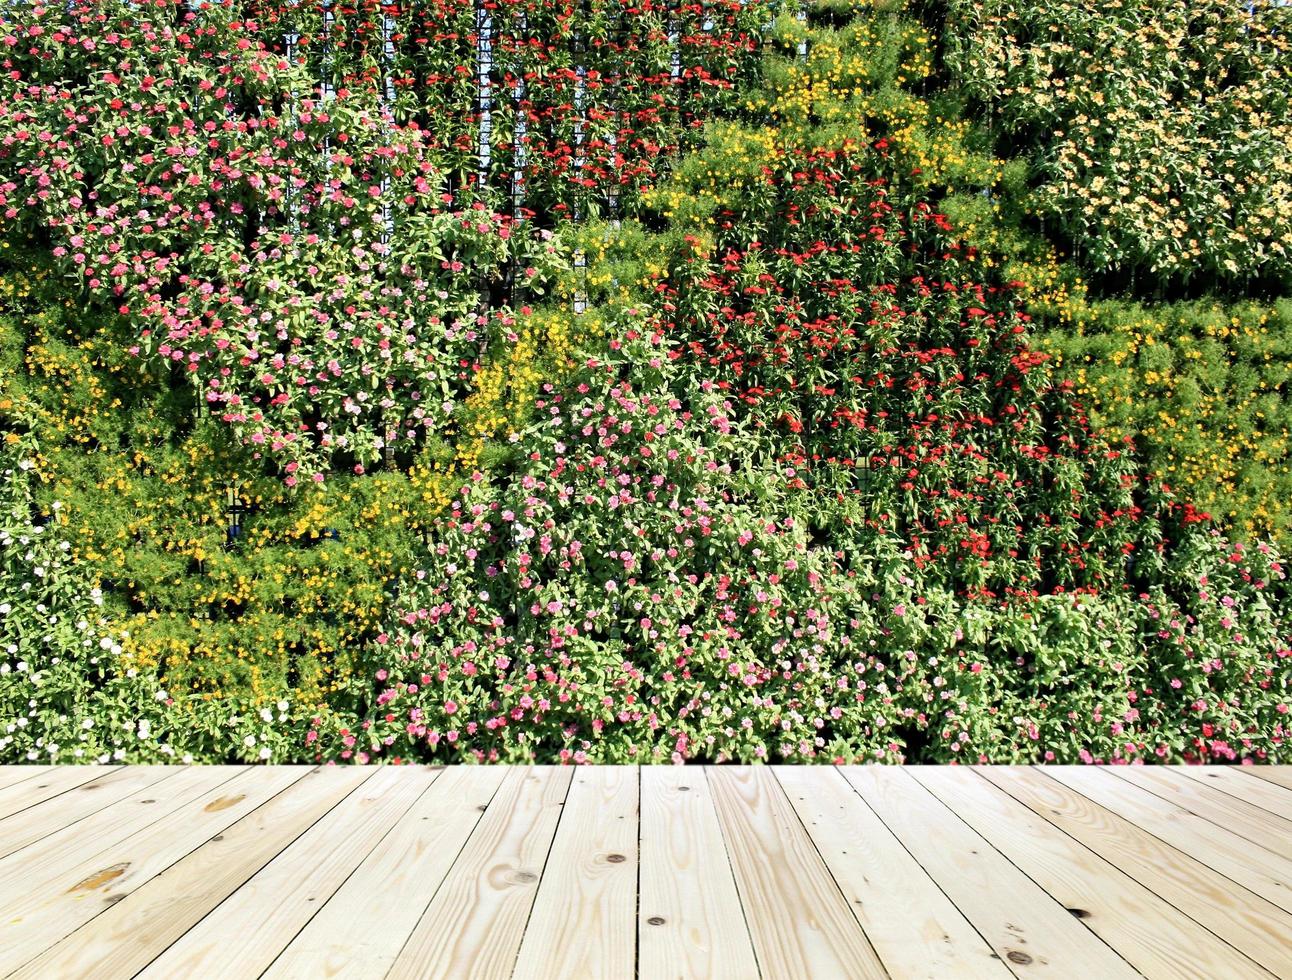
top-left (0, 767), bottom-right (1290, 979)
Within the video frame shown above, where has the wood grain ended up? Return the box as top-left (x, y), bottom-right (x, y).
top-left (913, 767), bottom-right (1268, 979)
top-left (0, 766), bottom-right (294, 973)
top-left (0, 766), bottom-right (240, 915)
top-left (0, 766), bottom-right (173, 860)
top-left (137, 766), bottom-right (435, 980)
top-left (1247, 767), bottom-right (1292, 792)
top-left (708, 766), bottom-right (886, 979)
top-left (777, 766), bottom-right (1008, 980)
top-left (843, 766), bottom-right (1137, 978)
top-left (1110, 765), bottom-right (1292, 860)
top-left (513, 767), bottom-right (639, 980)
top-left (1170, 765), bottom-right (1292, 818)
top-left (8, 767), bottom-right (349, 980)
top-left (0, 766), bottom-right (119, 823)
top-left (982, 767), bottom-right (1292, 978)
top-left (0, 767), bottom-right (54, 793)
top-left (638, 766), bottom-right (759, 980)
top-left (263, 766), bottom-right (504, 980)
top-left (0, 764), bottom-right (1286, 977)
top-left (387, 766), bottom-right (573, 980)
top-left (1049, 766), bottom-right (1292, 914)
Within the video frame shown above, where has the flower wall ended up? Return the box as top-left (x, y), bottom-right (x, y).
top-left (0, 0), bottom-right (1288, 764)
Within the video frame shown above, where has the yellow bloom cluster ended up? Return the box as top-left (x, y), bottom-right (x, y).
top-left (1044, 302), bottom-right (1292, 542)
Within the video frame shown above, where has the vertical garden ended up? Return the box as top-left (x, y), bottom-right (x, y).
top-left (0, 0), bottom-right (1288, 765)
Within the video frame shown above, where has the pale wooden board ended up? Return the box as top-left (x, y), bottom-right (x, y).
top-left (1171, 765), bottom-right (1292, 818)
top-left (842, 767), bottom-right (1137, 978)
top-left (1110, 766), bottom-right (1292, 860)
top-left (13, 767), bottom-right (371, 980)
top-left (513, 767), bottom-right (639, 980)
top-left (0, 766), bottom-right (241, 916)
top-left (0, 767), bottom-right (54, 793)
top-left (637, 766), bottom-right (759, 980)
top-left (1247, 767), bottom-right (1292, 792)
top-left (262, 766), bottom-right (505, 980)
top-left (776, 767), bottom-right (1009, 980)
top-left (982, 767), bottom-right (1292, 978)
top-left (387, 766), bottom-right (574, 980)
top-left (912, 767), bottom-right (1269, 979)
top-left (0, 766), bottom-right (307, 974)
top-left (708, 766), bottom-right (886, 980)
top-left (137, 766), bottom-right (437, 980)
top-left (0, 767), bottom-right (174, 860)
top-left (0, 766), bottom-right (118, 823)
top-left (1047, 767), bottom-right (1292, 914)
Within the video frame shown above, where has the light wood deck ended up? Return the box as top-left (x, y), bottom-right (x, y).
top-left (0, 766), bottom-right (1289, 979)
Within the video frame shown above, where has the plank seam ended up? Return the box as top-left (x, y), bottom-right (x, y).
top-left (970, 768), bottom-right (1275, 978)
top-left (1103, 768), bottom-right (1292, 861)
top-left (0, 767), bottom-right (127, 828)
top-left (1040, 768), bottom-right (1292, 913)
top-left (4, 766), bottom-right (261, 976)
top-left (769, 768), bottom-right (892, 980)
top-left (125, 767), bottom-right (377, 977)
top-left (0, 768), bottom-right (177, 862)
top-left (705, 768), bottom-right (765, 980)
top-left (893, 768), bottom-right (1144, 979)
top-left (834, 768), bottom-right (1029, 978)
top-left (377, 767), bottom-right (526, 980)
top-left (1173, 769), bottom-right (1292, 818)
top-left (240, 768), bottom-right (442, 979)
top-left (503, 768), bottom-right (578, 980)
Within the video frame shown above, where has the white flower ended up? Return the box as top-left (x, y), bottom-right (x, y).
top-left (99, 637), bottom-right (113, 650)
top-left (276, 700), bottom-right (289, 712)
top-left (243, 734), bottom-right (257, 747)
top-left (81, 718), bottom-right (94, 730)
top-left (259, 708), bottom-right (273, 722)
top-left (259, 746), bottom-right (272, 760)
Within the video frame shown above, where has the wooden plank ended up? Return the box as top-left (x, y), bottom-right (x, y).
top-left (262, 767), bottom-right (504, 980)
top-left (1246, 767), bottom-right (1292, 792)
top-left (513, 767), bottom-right (639, 980)
top-left (1171, 765), bottom-right (1292, 818)
top-left (13, 767), bottom-right (371, 980)
top-left (982, 767), bottom-right (1292, 978)
top-left (1110, 766), bottom-right (1292, 860)
top-left (0, 767), bottom-right (54, 793)
top-left (0, 766), bottom-right (118, 823)
top-left (708, 766), bottom-right (886, 979)
top-left (387, 766), bottom-right (574, 980)
top-left (1048, 767), bottom-right (1292, 914)
top-left (0, 766), bottom-right (299, 973)
top-left (776, 767), bottom-right (1009, 980)
top-left (137, 766), bottom-right (437, 980)
top-left (0, 767), bottom-right (174, 860)
top-left (637, 767), bottom-right (758, 980)
top-left (0, 766), bottom-right (240, 911)
top-left (842, 767), bottom-right (1137, 978)
top-left (912, 767), bottom-right (1269, 979)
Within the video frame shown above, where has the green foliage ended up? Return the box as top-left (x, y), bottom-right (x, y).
top-left (944, 0), bottom-right (1292, 290)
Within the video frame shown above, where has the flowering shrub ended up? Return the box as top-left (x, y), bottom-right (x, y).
top-left (0, 0), bottom-right (1287, 765)
top-left (1043, 299), bottom-right (1292, 546)
top-left (242, 0), bottom-right (779, 218)
top-left (944, 0), bottom-right (1292, 289)
top-left (0, 0), bottom-right (564, 481)
top-left (321, 331), bottom-right (1289, 764)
